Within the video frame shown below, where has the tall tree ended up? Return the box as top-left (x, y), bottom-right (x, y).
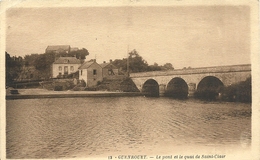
top-left (33, 52), bottom-right (55, 79)
top-left (111, 49), bottom-right (174, 73)
top-left (6, 52), bottom-right (23, 84)
top-left (128, 49), bottom-right (149, 73)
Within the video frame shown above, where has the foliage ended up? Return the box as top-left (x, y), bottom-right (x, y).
top-left (24, 54), bottom-right (39, 66)
top-left (69, 48), bottom-right (89, 60)
top-left (194, 77), bottom-right (252, 103)
top-left (128, 49), bottom-right (149, 72)
top-left (220, 77), bottom-right (251, 103)
top-left (52, 48), bottom-right (89, 62)
top-left (32, 52), bottom-right (55, 79)
top-left (148, 63), bottom-right (162, 71)
top-left (112, 58), bottom-right (127, 73)
top-left (163, 63), bottom-right (174, 70)
top-left (6, 52), bottom-right (23, 85)
top-left (53, 79), bottom-right (75, 91)
top-left (111, 49), bottom-right (174, 73)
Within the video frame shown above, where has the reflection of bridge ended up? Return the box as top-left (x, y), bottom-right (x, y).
top-left (130, 64), bottom-right (251, 97)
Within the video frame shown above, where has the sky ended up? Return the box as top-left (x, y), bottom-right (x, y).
top-left (5, 4), bottom-right (251, 69)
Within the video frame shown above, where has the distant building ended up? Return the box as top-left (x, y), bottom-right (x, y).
top-left (99, 61), bottom-right (119, 78)
top-left (46, 45), bottom-right (71, 54)
top-left (70, 47), bottom-right (79, 52)
top-left (52, 57), bottom-right (81, 78)
top-left (78, 60), bottom-right (103, 87)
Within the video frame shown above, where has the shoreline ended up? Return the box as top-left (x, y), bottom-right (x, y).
top-left (6, 89), bottom-right (143, 100)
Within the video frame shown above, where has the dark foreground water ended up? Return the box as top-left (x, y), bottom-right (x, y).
top-left (6, 97), bottom-right (251, 159)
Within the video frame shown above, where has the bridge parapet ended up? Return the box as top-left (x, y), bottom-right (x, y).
top-left (130, 64), bottom-right (251, 97)
top-left (130, 64), bottom-right (251, 78)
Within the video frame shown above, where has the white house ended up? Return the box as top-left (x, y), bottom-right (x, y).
top-left (52, 57), bottom-right (81, 78)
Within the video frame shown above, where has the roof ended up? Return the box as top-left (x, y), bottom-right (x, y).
top-left (99, 62), bottom-right (118, 69)
top-left (53, 57), bottom-right (81, 64)
top-left (46, 45), bottom-right (70, 51)
top-left (78, 61), bottom-right (101, 69)
top-left (70, 47), bottom-right (79, 52)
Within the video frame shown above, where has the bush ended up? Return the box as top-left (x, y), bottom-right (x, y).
top-left (54, 85), bottom-right (63, 91)
top-left (84, 87), bottom-right (96, 91)
top-left (194, 77), bottom-right (251, 103)
top-left (220, 77), bottom-right (251, 103)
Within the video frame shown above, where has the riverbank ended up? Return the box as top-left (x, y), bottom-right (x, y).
top-left (6, 88), bottom-right (143, 100)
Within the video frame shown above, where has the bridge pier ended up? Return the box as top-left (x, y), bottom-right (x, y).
top-left (159, 84), bottom-right (166, 96)
top-left (188, 83), bottom-right (196, 97)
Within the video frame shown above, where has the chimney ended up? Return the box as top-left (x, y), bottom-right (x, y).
top-left (110, 59), bottom-right (112, 63)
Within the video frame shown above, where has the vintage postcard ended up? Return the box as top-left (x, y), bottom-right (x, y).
top-left (1, 0), bottom-right (259, 160)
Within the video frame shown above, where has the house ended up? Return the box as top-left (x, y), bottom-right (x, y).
top-left (46, 45), bottom-right (71, 54)
top-left (52, 57), bottom-right (81, 78)
top-left (70, 47), bottom-right (79, 52)
top-left (78, 60), bottom-right (103, 87)
top-left (99, 61), bottom-right (119, 78)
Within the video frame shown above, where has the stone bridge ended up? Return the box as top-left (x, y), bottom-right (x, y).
top-left (130, 64), bottom-right (251, 97)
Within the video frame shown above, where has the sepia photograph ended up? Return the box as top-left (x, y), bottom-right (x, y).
top-left (2, 0), bottom-right (259, 159)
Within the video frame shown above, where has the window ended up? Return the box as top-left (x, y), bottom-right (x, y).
top-left (70, 66), bottom-right (74, 71)
top-left (81, 70), bottom-right (83, 75)
top-left (59, 66), bottom-right (62, 71)
top-left (64, 66), bottom-right (68, 75)
top-left (93, 69), bottom-right (97, 75)
top-left (108, 69), bottom-right (114, 75)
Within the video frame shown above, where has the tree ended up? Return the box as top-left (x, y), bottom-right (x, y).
top-left (162, 63), bottom-right (174, 70)
top-left (6, 52), bottom-right (23, 84)
top-left (33, 52), bottom-right (55, 79)
top-left (148, 62), bottom-right (162, 71)
top-left (111, 50), bottom-right (174, 73)
top-left (111, 49), bottom-right (149, 73)
top-left (55, 48), bottom-right (90, 61)
top-left (34, 53), bottom-right (55, 71)
top-left (112, 58), bottom-right (127, 72)
top-left (24, 54), bottom-right (39, 66)
top-left (128, 49), bottom-right (149, 73)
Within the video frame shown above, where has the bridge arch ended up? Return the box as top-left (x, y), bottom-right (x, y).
top-left (165, 77), bottom-right (188, 99)
top-left (142, 79), bottom-right (159, 97)
top-left (196, 76), bottom-right (224, 100)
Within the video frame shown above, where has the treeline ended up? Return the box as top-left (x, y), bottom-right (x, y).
top-left (111, 49), bottom-right (174, 73)
top-left (5, 48), bottom-right (89, 84)
top-left (24, 48), bottom-right (89, 70)
top-left (220, 77), bottom-right (251, 103)
top-left (6, 49), bottom-right (174, 84)
top-left (5, 52), bottom-right (23, 85)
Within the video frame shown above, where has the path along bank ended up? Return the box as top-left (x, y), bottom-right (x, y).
top-left (6, 89), bottom-right (143, 100)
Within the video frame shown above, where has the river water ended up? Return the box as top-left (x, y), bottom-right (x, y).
top-left (6, 97), bottom-right (251, 159)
